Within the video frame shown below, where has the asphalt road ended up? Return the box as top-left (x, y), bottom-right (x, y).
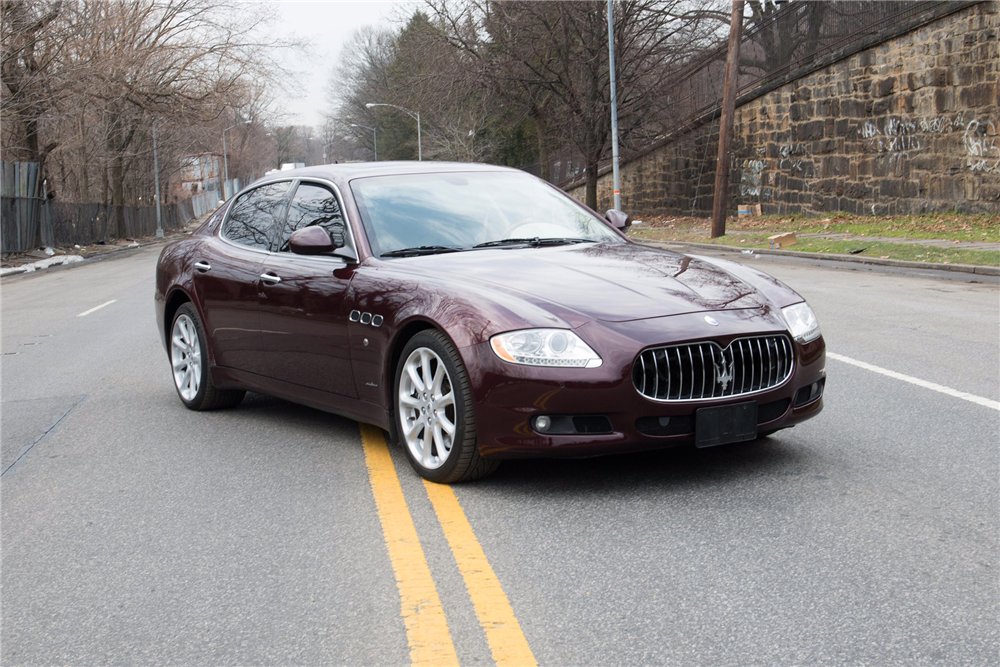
top-left (2, 246), bottom-right (997, 666)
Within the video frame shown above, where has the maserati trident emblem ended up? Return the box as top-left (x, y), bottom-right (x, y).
top-left (704, 315), bottom-right (719, 326)
top-left (714, 353), bottom-right (735, 391)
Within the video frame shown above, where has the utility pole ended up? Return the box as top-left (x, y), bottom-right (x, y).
top-left (607, 0), bottom-right (622, 212)
top-left (711, 0), bottom-right (745, 238)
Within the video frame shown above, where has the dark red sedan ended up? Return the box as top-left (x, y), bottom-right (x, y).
top-left (155, 162), bottom-right (825, 482)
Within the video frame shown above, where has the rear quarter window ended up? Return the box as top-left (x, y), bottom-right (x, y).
top-left (222, 182), bottom-right (291, 250)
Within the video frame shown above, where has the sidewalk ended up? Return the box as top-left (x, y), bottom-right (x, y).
top-left (629, 212), bottom-right (999, 276)
top-left (795, 232), bottom-right (1000, 252)
top-left (639, 238), bottom-right (1000, 277)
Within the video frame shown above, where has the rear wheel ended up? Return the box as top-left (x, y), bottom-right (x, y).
top-left (170, 303), bottom-right (245, 410)
top-left (394, 330), bottom-right (500, 483)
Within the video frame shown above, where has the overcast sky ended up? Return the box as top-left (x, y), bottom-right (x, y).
top-left (273, 1), bottom-right (419, 128)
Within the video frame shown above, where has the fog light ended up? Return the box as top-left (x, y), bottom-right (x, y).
top-left (534, 416), bottom-right (551, 432)
top-left (793, 378), bottom-right (825, 407)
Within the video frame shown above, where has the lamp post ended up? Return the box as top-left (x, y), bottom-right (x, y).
top-left (222, 119), bottom-right (250, 199)
top-left (351, 123), bottom-right (378, 161)
top-left (152, 121), bottom-right (164, 238)
top-left (365, 103), bottom-right (421, 160)
top-left (607, 0), bottom-right (622, 212)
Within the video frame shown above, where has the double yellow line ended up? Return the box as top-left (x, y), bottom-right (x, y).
top-left (360, 425), bottom-right (537, 667)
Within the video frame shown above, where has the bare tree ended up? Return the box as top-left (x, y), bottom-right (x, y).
top-left (1, 0), bottom-right (70, 183)
top-left (420, 1), bottom-right (722, 208)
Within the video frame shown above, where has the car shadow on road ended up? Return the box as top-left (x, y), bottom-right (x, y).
top-left (230, 393), bottom-right (819, 494)
top-left (481, 434), bottom-right (820, 496)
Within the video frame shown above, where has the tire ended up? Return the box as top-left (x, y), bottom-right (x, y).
top-left (169, 303), bottom-right (245, 411)
top-left (394, 330), bottom-right (500, 483)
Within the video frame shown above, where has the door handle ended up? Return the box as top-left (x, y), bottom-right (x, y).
top-left (260, 272), bottom-right (282, 285)
top-left (194, 261), bottom-right (211, 272)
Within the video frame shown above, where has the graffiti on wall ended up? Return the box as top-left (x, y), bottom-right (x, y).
top-left (739, 159), bottom-right (767, 197)
top-left (964, 119), bottom-right (1000, 174)
top-left (863, 113), bottom-right (998, 173)
top-left (863, 117), bottom-right (921, 153)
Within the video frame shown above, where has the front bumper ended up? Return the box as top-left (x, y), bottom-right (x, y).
top-left (462, 308), bottom-right (826, 459)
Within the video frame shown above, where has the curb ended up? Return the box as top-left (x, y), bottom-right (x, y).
top-left (638, 239), bottom-right (1000, 277)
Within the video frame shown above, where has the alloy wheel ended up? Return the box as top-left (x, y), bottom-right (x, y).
top-left (398, 347), bottom-right (456, 470)
top-left (171, 314), bottom-right (202, 402)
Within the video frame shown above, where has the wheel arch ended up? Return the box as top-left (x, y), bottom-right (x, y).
top-left (164, 288), bottom-right (193, 343)
top-left (164, 287), bottom-right (217, 367)
top-left (386, 318), bottom-right (438, 397)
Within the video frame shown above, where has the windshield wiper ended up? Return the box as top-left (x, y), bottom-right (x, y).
top-left (380, 245), bottom-right (467, 258)
top-left (473, 237), bottom-right (596, 249)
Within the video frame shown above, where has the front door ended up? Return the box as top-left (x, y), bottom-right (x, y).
top-left (257, 182), bottom-right (358, 397)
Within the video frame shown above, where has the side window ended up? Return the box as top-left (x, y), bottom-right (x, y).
top-left (278, 183), bottom-right (346, 252)
top-left (222, 182), bottom-right (291, 250)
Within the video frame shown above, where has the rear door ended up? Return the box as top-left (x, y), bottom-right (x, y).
top-left (193, 181), bottom-right (291, 375)
top-left (257, 181), bottom-right (359, 397)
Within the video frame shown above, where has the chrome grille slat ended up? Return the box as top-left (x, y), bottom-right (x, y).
top-left (633, 334), bottom-right (794, 402)
top-left (756, 338), bottom-right (764, 391)
top-left (651, 349), bottom-right (659, 399)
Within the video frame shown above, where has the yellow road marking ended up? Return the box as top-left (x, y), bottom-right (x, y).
top-left (360, 425), bottom-right (460, 667)
top-left (423, 480), bottom-right (538, 667)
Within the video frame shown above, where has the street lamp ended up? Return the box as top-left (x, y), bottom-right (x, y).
top-left (365, 103), bottom-right (421, 161)
top-left (607, 0), bottom-right (622, 212)
top-left (222, 119), bottom-right (251, 199)
top-left (351, 123), bottom-right (377, 161)
top-left (152, 120), bottom-right (163, 238)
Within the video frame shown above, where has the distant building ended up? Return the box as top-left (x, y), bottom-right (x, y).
top-left (175, 154), bottom-right (222, 196)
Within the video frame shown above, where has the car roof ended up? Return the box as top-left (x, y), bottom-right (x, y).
top-left (251, 161), bottom-right (523, 187)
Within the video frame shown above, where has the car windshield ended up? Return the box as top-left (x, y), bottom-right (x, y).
top-left (350, 171), bottom-right (623, 257)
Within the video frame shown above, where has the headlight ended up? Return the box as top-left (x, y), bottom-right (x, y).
top-left (782, 302), bottom-right (821, 343)
top-left (490, 329), bottom-right (603, 368)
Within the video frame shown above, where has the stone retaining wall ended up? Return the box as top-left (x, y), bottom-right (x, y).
top-left (569, 2), bottom-right (999, 216)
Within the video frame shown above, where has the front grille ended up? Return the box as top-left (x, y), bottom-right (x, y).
top-left (633, 335), bottom-right (794, 402)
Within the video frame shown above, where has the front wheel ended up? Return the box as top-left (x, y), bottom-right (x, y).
top-left (394, 330), bottom-right (500, 483)
top-left (169, 303), bottom-right (245, 410)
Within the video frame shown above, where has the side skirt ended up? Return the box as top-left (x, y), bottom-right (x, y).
top-left (211, 366), bottom-right (391, 430)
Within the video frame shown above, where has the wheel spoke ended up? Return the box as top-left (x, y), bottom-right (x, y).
top-left (172, 355), bottom-right (187, 371)
top-left (432, 423), bottom-right (450, 456)
top-left (438, 414), bottom-right (456, 436)
top-left (431, 364), bottom-right (447, 395)
top-left (403, 417), bottom-right (422, 439)
top-left (435, 391), bottom-right (455, 409)
top-left (420, 351), bottom-right (433, 390)
top-left (400, 393), bottom-right (421, 408)
top-left (406, 363), bottom-right (425, 392)
top-left (422, 432), bottom-right (436, 466)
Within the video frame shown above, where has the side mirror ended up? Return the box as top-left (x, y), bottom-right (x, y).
top-left (606, 209), bottom-right (632, 233)
top-left (289, 226), bottom-right (335, 255)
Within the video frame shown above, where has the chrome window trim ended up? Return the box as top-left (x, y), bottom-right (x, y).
top-left (218, 179), bottom-right (295, 255)
top-left (632, 333), bottom-right (796, 404)
top-left (216, 176), bottom-right (359, 264)
top-left (272, 177), bottom-right (359, 266)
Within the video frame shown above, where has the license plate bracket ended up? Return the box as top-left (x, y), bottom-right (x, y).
top-left (695, 401), bottom-right (758, 448)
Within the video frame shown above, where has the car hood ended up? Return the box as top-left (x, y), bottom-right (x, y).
top-left (400, 242), bottom-right (767, 323)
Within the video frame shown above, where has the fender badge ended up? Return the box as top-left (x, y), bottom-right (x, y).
top-left (704, 315), bottom-right (719, 326)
